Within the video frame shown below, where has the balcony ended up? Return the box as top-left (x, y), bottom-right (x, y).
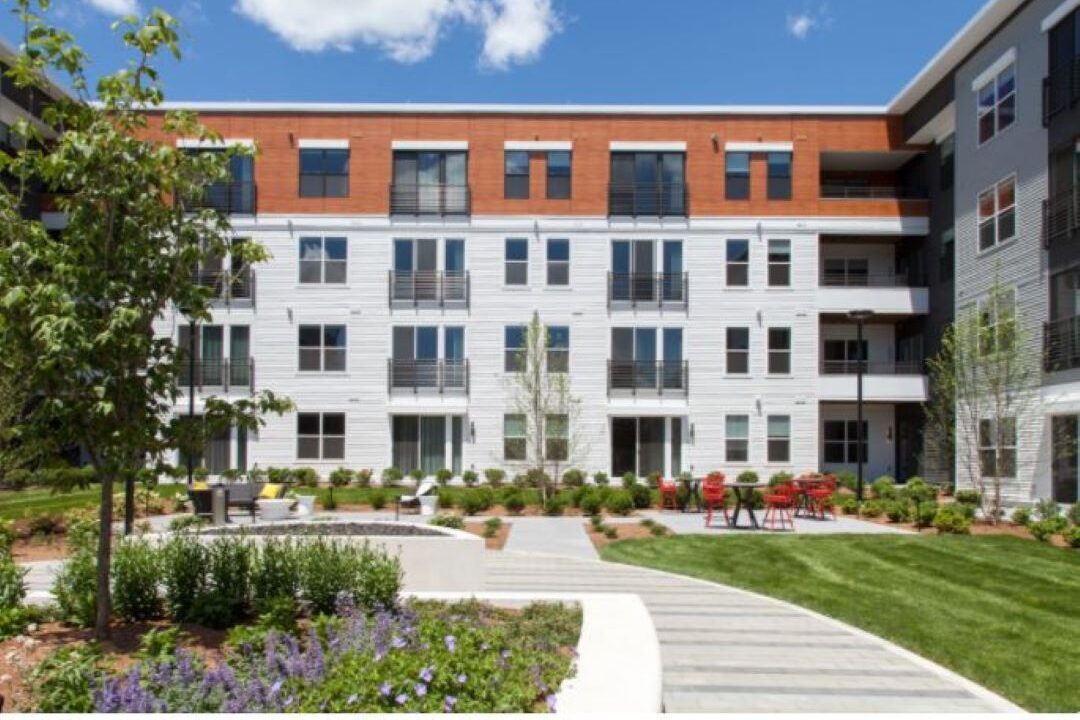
top-left (389, 271), bottom-right (469, 308)
top-left (1043, 187), bottom-right (1079, 246)
top-left (1045, 316), bottom-right (1080, 373)
top-left (817, 268), bottom-right (927, 315)
top-left (821, 270), bottom-right (916, 288)
top-left (608, 360), bottom-right (688, 397)
top-left (388, 359), bottom-right (469, 394)
top-left (184, 181), bottom-right (256, 215)
top-left (194, 268), bottom-right (254, 303)
top-left (818, 362), bottom-right (927, 403)
top-left (608, 273), bottom-right (688, 309)
top-left (389, 183), bottom-right (470, 216)
top-left (178, 359), bottom-right (255, 394)
top-left (608, 183), bottom-right (688, 218)
top-left (820, 184), bottom-right (921, 200)
top-left (821, 360), bottom-right (923, 375)
top-left (1042, 56), bottom-right (1080, 124)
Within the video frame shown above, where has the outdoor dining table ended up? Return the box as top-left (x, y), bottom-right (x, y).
top-left (794, 478), bottom-right (829, 519)
top-left (680, 476), bottom-right (703, 513)
top-left (728, 481), bottom-right (771, 530)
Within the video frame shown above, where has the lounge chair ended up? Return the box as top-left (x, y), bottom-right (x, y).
top-left (189, 488), bottom-right (214, 519)
top-left (225, 482), bottom-right (265, 520)
top-left (396, 479), bottom-right (437, 517)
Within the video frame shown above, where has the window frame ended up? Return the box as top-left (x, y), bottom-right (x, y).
top-left (767, 414), bottom-right (791, 463)
top-left (545, 413), bottom-right (569, 461)
top-left (546, 325), bottom-right (570, 373)
top-left (767, 239), bottom-right (792, 287)
top-left (726, 239), bottom-right (750, 287)
top-left (976, 62), bottom-right (1016, 147)
top-left (978, 417), bottom-right (1017, 478)
top-left (504, 325), bottom-right (527, 372)
top-left (977, 175), bottom-right (1017, 252)
top-left (725, 152), bottom-right (750, 200)
top-left (298, 323), bottom-right (347, 372)
top-left (725, 414), bottom-right (750, 463)
top-left (767, 327), bottom-right (792, 375)
top-left (504, 150), bottom-right (530, 200)
top-left (546, 238), bottom-right (570, 286)
top-left (298, 236), bottom-right (348, 284)
top-left (299, 147), bottom-right (349, 198)
top-left (505, 238), bottom-right (529, 286)
top-left (977, 287), bottom-right (1016, 356)
top-left (823, 419), bottom-right (868, 464)
top-left (503, 413), bottom-right (527, 461)
top-left (546, 150), bottom-right (571, 199)
top-left (766, 152), bottom-right (793, 200)
top-left (297, 411), bottom-right (345, 460)
top-left (726, 327), bottom-right (750, 375)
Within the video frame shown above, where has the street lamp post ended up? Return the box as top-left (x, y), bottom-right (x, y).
top-left (848, 309), bottom-right (875, 501)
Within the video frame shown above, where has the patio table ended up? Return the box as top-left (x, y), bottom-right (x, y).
top-left (728, 481), bottom-right (770, 530)
top-left (680, 477), bottom-right (703, 513)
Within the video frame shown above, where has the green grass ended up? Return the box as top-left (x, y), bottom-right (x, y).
top-left (0, 486), bottom-right (104, 520)
top-left (602, 534), bottom-right (1080, 712)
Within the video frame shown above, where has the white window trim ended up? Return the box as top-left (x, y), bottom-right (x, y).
top-left (297, 412), bottom-right (345, 461)
top-left (725, 238), bottom-right (750, 288)
top-left (970, 48), bottom-right (1017, 91)
top-left (724, 141), bottom-right (794, 153)
top-left (546, 238), bottom-right (571, 287)
top-left (298, 138), bottom-right (349, 149)
top-left (724, 414), bottom-right (751, 464)
top-left (391, 140), bottom-right (468, 150)
top-left (976, 174), bottom-right (1018, 253)
top-left (298, 323), bottom-right (348, 373)
top-left (725, 327), bottom-right (751, 376)
top-left (505, 140), bottom-right (573, 151)
top-left (1042, 0), bottom-right (1079, 32)
top-left (974, 55), bottom-right (1017, 147)
top-left (176, 138), bottom-right (254, 149)
top-left (609, 141), bottom-right (686, 152)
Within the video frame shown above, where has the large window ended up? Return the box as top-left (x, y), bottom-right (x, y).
top-left (767, 415), bottom-right (791, 463)
top-left (297, 412), bottom-right (345, 460)
top-left (504, 414), bottom-right (526, 461)
top-left (504, 150), bottom-right (529, 199)
top-left (547, 326), bottom-right (569, 372)
top-left (822, 339), bottom-right (867, 373)
top-left (978, 288), bottom-right (1016, 356)
top-left (547, 239), bottom-right (569, 286)
top-left (299, 148), bottom-right (349, 198)
top-left (726, 327), bottom-right (749, 374)
top-left (725, 152), bottom-right (750, 200)
top-left (505, 238), bottom-right (528, 285)
top-left (1051, 415), bottom-right (1079, 503)
top-left (725, 415), bottom-right (749, 462)
top-left (976, 62), bottom-right (1015, 145)
top-left (767, 328), bottom-right (791, 374)
top-left (977, 176), bottom-right (1016, 251)
top-left (609, 152), bottom-right (686, 216)
top-left (823, 420), bottom-right (867, 463)
top-left (766, 152), bottom-right (792, 200)
top-left (726, 239), bottom-right (749, 287)
top-left (298, 324), bottom-right (346, 372)
top-left (767, 239), bottom-right (791, 287)
top-left (547, 151), bottom-right (571, 199)
top-left (504, 325), bottom-right (526, 372)
top-left (391, 150), bottom-right (468, 214)
top-left (299, 237), bottom-right (347, 284)
top-left (545, 414), bottom-right (569, 461)
top-left (392, 416), bottom-right (461, 476)
top-left (979, 417), bottom-right (1016, 478)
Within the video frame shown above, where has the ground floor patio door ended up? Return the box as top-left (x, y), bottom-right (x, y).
top-left (611, 417), bottom-right (672, 478)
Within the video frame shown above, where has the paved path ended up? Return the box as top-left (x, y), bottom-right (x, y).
top-left (501, 516), bottom-right (599, 559)
top-left (484, 552), bottom-right (1018, 713)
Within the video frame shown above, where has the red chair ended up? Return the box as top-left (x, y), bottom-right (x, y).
top-left (658, 477), bottom-right (679, 511)
top-left (806, 476), bottom-right (837, 520)
top-left (703, 476), bottom-right (729, 527)
top-left (763, 482), bottom-right (797, 531)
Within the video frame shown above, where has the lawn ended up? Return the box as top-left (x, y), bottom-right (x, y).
top-left (0, 484), bottom-right (189, 521)
top-left (602, 534), bottom-right (1080, 713)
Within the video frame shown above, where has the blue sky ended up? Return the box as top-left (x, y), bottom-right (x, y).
top-left (0, 0), bottom-right (988, 105)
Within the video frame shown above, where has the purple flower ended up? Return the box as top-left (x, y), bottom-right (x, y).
top-left (391, 636), bottom-right (407, 649)
top-left (444, 695), bottom-right (457, 712)
top-left (444, 634), bottom-right (457, 652)
top-left (414, 682), bottom-right (428, 697)
top-left (501, 649), bottom-right (511, 659)
top-left (546, 694), bottom-right (558, 712)
top-left (347, 693), bottom-right (358, 705)
top-left (419, 666), bottom-right (434, 683)
top-left (456, 673), bottom-right (468, 684)
top-left (395, 693), bottom-right (409, 706)
top-left (379, 682), bottom-right (392, 697)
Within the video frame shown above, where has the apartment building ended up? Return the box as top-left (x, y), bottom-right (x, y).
top-left (147, 0), bottom-right (1078, 505)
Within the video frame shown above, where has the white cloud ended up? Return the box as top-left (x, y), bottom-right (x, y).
top-left (786, 3), bottom-right (832, 40)
top-left (83, 0), bottom-right (139, 15)
top-left (232, 0), bottom-right (559, 69)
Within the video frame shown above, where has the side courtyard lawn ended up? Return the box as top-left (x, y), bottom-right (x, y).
top-left (601, 534), bottom-right (1080, 713)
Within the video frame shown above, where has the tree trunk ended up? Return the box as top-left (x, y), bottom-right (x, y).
top-left (123, 471), bottom-right (135, 535)
top-left (95, 472), bottom-right (114, 640)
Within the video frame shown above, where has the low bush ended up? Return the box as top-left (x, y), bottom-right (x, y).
top-left (871, 475), bottom-right (897, 500)
top-left (603, 526), bottom-right (619, 539)
top-left (915, 501), bottom-right (939, 529)
top-left (196, 537), bottom-right (254, 628)
top-left (28, 643), bottom-right (102, 712)
top-left (355, 468), bottom-right (373, 487)
top-left (0, 605), bottom-right (39, 641)
top-left (580, 490), bottom-right (604, 516)
top-left (409, 468), bottom-right (425, 484)
top-left (593, 471), bottom-right (609, 486)
top-left (460, 491), bottom-right (489, 516)
top-left (1010, 507), bottom-right (1032, 527)
top-left (1029, 519), bottom-right (1058, 542)
top-left (430, 513), bottom-right (466, 530)
top-left (902, 478), bottom-right (939, 506)
top-left (436, 487), bottom-right (456, 510)
top-left (562, 468), bottom-right (586, 487)
top-left (1034, 498), bottom-right (1061, 522)
top-left (605, 490), bottom-right (634, 517)
top-left (860, 500), bottom-right (885, 518)
top-left (835, 469), bottom-right (857, 491)
top-left (484, 468), bottom-right (506, 487)
top-left (294, 467), bottom-right (320, 488)
top-left (329, 467), bottom-right (354, 488)
top-left (649, 524), bottom-right (668, 537)
top-left (735, 470), bottom-right (758, 484)
top-left (621, 472), bottom-right (637, 489)
top-left (884, 500), bottom-right (910, 523)
top-left (52, 548), bottom-right (97, 627)
top-left (502, 490), bottom-right (526, 515)
top-left (482, 517), bottom-right (502, 538)
top-left (435, 468), bottom-right (453, 486)
top-left (769, 471), bottom-right (794, 487)
top-left (629, 483), bottom-right (652, 509)
top-left (381, 467), bottom-right (403, 487)
top-left (0, 518), bottom-right (14, 554)
top-left (369, 489), bottom-right (388, 510)
top-left (162, 534), bottom-right (207, 623)
top-left (1062, 525), bottom-right (1080, 548)
top-left (321, 492), bottom-right (339, 511)
top-left (837, 495), bottom-right (859, 515)
top-left (933, 504), bottom-right (972, 535)
top-left (646, 472), bottom-right (662, 488)
top-left (954, 489), bottom-right (981, 506)
top-left (543, 496), bottom-right (567, 516)
top-left (0, 552), bottom-right (27, 607)
top-left (251, 538), bottom-right (301, 614)
top-left (112, 538), bottom-right (162, 621)
top-left (462, 470), bottom-right (479, 487)
top-left (588, 514), bottom-right (604, 530)
top-left (168, 515), bottom-right (208, 533)
top-left (298, 539), bottom-right (401, 615)
top-left (1067, 503), bottom-right (1080, 526)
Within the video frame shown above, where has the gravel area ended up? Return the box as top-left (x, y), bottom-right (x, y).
top-left (203, 522), bottom-right (447, 538)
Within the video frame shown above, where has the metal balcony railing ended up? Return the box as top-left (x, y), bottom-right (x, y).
top-left (820, 184), bottom-right (925, 200)
top-left (820, 271), bottom-right (915, 287)
top-left (608, 272), bottom-right (688, 307)
top-left (179, 358), bottom-right (255, 393)
top-left (608, 182), bottom-right (688, 217)
top-left (388, 359), bottom-right (469, 394)
top-left (194, 268), bottom-right (254, 302)
top-left (1042, 56), bottom-right (1080, 124)
top-left (1045, 316), bottom-right (1080, 372)
top-left (1043, 186), bottom-right (1080, 246)
top-left (389, 183), bottom-right (471, 215)
top-left (184, 181), bottom-right (257, 215)
top-left (389, 270), bottom-right (469, 307)
top-left (607, 360), bottom-right (688, 395)
top-left (820, 359), bottom-right (923, 375)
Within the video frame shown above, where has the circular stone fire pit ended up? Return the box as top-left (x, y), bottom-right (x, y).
top-left (204, 522), bottom-right (448, 538)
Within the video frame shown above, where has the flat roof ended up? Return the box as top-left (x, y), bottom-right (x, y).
top-left (150, 102), bottom-right (888, 116)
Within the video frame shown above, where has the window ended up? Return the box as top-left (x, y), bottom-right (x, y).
top-left (939, 134), bottom-right (955, 191)
top-left (504, 325), bottom-right (526, 372)
top-left (823, 339), bottom-right (867, 373)
top-left (768, 328), bottom-right (791, 374)
top-left (979, 417), bottom-right (1016, 478)
top-left (725, 415), bottom-right (749, 462)
top-left (504, 150), bottom-right (529, 199)
top-left (545, 414), bottom-right (569, 461)
top-left (767, 239), bottom-right (791, 287)
top-left (978, 288), bottom-right (1016, 355)
top-left (726, 327), bottom-right (749, 374)
top-left (822, 257), bottom-right (869, 286)
top-left (504, 414), bottom-right (526, 461)
top-left (610, 152), bottom-right (686, 216)
top-left (299, 148), bottom-right (349, 198)
top-left (392, 416), bottom-right (459, 476)
top-left (939, 228), bottom-right (955, 281)
top-left (977, 176), bottom-right (1016, 251)
top-left (547, 239), bottom-right (569, 286)
top-left (299, 237), bottom-right (347, 284)
top-left (547, 151), bottom-right (571, 199)
top-left (726, 239), bottom-right (749, 287)
top-left (977, 62), bottom-right (1015, 145)
top-left (298, 324), bottom-right (347, 372)
top-left (766, 152), bottom-right (792, 200)
top-left (505, 238), bottom-right (528, 285)
top-left (547, 326), bottom-right (569, 372)
top-left (767, 415), bottom-right (791, 463)
top-left (391, 150), bottom-right (468, 214)
top-left (823, 420), bottom-right (867, 463)
top-left (297, 412), bottom-right (345, 460)
top-left (725, 152), bottom-right (750, 200)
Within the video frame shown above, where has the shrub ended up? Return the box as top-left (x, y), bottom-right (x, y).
top-left (1067, 503), bottom-right (1080, 526)
top-left (52, 549), bottom-right (97, 628)
top-left (860, 500), bottom-right (885, 518)
top-left (1, 468), bottom-right (31, 490)
top-left (649, 524), bottom-right (668, 537)
top-left (915, 502), bottom-right (939, 529)
top-left (769, 471), bottom-right (794, 487)
top-left (355, 468), bottom-right (373, 487)
top-left (593, 471), bottom-right (609, 486)
top-left (884, 500), bottom-right (910, 523)
top-left (580, 490), bottom-right (604, 516)
top-left (430, 513), bottom-right (466, 530)
top-left (837, 495), bottom-right (859, 515)
top-left (1029, 519), bottom-right (1057, 542)
top-left (629, 483), bottom-right (652, 509)
top-left (589, 514), bottom-right (605, 529)
top-left (112, 538), bottom-right (162, 621)
top-left (1062, 525), bottom-right (1080, 548)
top-left (484, 468), bottom-right (506, 487)
top-left (380, 467), bottom-right (403, 487)
top-left (28, 643), bottom-right (102, 712)
top-left (329, 467), bottom-right (354, 488)
top-left (835, 469), bottom-right (857, 491)
top-left (1034, 498), bottom-right (1061, 521)
top-left (902, 478), bottom-right (939, 506)
top-left (736, 470), bottom-right (758, 484)
top-left (502, 490), bottom-right (526, 515)
top-left (369, 489), bottom-right (388, 510)
top-left (0, 605), bottom-right (38, 641)
top-left (251, 537), bottom-right (301, 613)
top-left (194, 537), bottom-right (253, 629)
top-left (621, 472), bottom-right (637, 489)
top-left (294, 467), bottom-right (319, 488)
top-left (544, 496), bottom-right (567, 516)
top-left (646, 471), bottom-right (661, 488)
top-left (605, 490), bottom-right (634, 516)
top-left (562, 468), bottom-right (586, 487)
top-left (161, 535), bottom-right (207, 623)
top-left (28, 512), bottom-right (63, 537)
top-left (435, 468), bottom-right (453, 486)
top-left (299, 539), bottom-right (401, 615)
top-left (0, 518), bottom-right (14, 555)
top-left (603, 526), bottom-right (619, 539)
top-left (482, 517), bottom-right (502, 539)
top-left (954, 489), bottom-right (981, 506)
top-left (871, 475), bottom-right (897, 500)
top-left (1010, 506), bottom-right (1032, 527)
top-left (461, 491), bottom-right (489, 516)
top-left (462, 470), bottom-right (479, 487)
top-left (933, 504), bottom-right (972, 534)
top-left (168, 515), bottom-right (208, 533)
top-left (409, 468), bottom-right (425, 483)
top-left (0, 553), bottom-right (27, 607)
top-left (522, 468), bottom-right (549, 489)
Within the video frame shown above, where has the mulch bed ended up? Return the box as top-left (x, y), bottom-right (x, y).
top-left (203, 521), bottom-right (446, 538)
top-left (464, 522), bottom-right (510, 551)
top-left (861, 515), bottom-right (1070, 547)
top-left (584, 522), bottom-right (661, 550)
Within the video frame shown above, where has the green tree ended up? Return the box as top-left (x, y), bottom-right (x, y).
top-left (923, 324), bottom-right (956, 489)
top-left (0, 2), bottom-right (291, 638)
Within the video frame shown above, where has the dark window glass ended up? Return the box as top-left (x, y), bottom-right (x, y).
top-left (547, 239), bottom-right (570, 286)
top-left (768, 328), bottom-right (791, 374)
top-left (505, 238), bottom-right (528, 285)
top-left (547, 326), bottom-right (570, 372)
top-left (505, 150), bottom-right (529, 199)
top-left (299, 148), bottom-right (349, 198)
top-left (547, 151), bottom-right (571, 199)
top-left (726, 327), bottom-right (749, 374)
top-left (725, 152), bottom-right (750, 200)
top-left (726, 239), bottom-right (749, 287)
top-left (767, 239), bottom-right (791, 287)
top-left (767, 152), bottom-right (792, 200)
top-left (505, 325), bottom-right (526, 371)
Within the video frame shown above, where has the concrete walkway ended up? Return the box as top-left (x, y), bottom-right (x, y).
top-left (501, 516), bottom-right (599, 559)
top-left (484, 552), bottom-right (1019, 713)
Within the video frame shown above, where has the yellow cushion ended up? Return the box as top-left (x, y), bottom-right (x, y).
top-left (192, 481), bottom-right (209, 491)
top-left (259, 483), bottom-right (283, 500)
